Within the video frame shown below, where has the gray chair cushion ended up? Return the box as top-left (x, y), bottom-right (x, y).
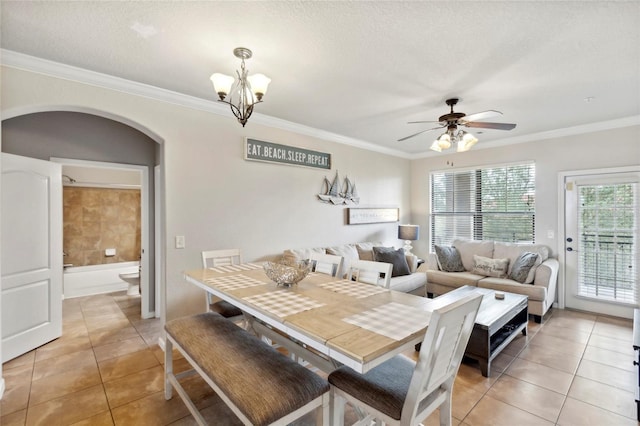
top-left (328, 355), bottom-right (415, 420)
top-left (165, 312), bottom-right (329, 426)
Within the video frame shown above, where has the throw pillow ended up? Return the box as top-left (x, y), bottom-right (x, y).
top-left (434, 245), bottom-right (465, 272)
top-left (509, 252), bottom-right (539, 283)
top-left (372, 246), bottom-right (411, 277)
top-left (472, 255), bottom-right (509, 278)
top-left (356, 245), bottom-right (374, 261)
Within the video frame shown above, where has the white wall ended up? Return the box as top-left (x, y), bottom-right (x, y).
top-left (410, 125), bottom-right (640, 259)
top-left (3, 65), bottom-right (638, 327)
top-left (1, 66), bottom-right (412, 321)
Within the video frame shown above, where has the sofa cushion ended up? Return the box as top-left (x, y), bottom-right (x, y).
top-left (493, 242), bottom-right (549, 284)
top-left (372, 247), bottom-right (411, 277)
top-left (477, 277), bottom-right (546, 302)
top-left (509, 252), bottom-right (539, 283)
top-left (326, 244), bottom-right (359, 278)
top-left (472, 255), bottom-right (509, 278)
top-left (389, 272), bottom-right (427, 293)
top-left (434, 245), bottom-right (465, 272)
top-left (453, 239), bottom-right (494, 271)
top-left (426, 270), bottom-right (485, 288)
top-left (282, 247), bottom-right (325, 264)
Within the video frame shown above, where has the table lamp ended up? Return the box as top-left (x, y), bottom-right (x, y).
top-left (398, 224), bottom-right (420, 255)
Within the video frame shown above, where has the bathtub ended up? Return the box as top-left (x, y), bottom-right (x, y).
top-left (63, 261), bottom-right (140, 299)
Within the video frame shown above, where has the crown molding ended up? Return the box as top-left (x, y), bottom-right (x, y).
top-left (2, 49), bottom-right (637, 161)
top-left (0, 49), bottom-right (411, 159)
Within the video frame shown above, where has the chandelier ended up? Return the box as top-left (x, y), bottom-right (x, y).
top-left (210, 47), bottom-right (271, 127)
top-left (430, 125), bottom-right (478, 153)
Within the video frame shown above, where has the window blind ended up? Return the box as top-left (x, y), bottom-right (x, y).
top-left (577, 182), bottom-right (638, 304)
top-left (430, 163), bottom-right (536, 249)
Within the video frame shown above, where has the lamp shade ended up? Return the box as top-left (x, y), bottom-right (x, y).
top-left (210, 73), bottom-right (234, 97)
top-left (247, 73), bottom-right (271, 98)
top-left (398, 224), bottom-right (420, 241)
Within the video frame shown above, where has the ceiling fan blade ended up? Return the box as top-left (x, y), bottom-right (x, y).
top-left (397, 126), bottom-right (445, 142)
top-left (407, 120), bottom-right (442, 124)
top-left (460, 110), bottom-right (502, 123)
top-left (463, 121), bottom-right (516, 130)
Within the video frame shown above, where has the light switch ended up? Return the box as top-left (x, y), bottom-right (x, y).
top-left (547, 230), bottom-right (554, 239)
top-left (175, 235), bottom-right (185, 249)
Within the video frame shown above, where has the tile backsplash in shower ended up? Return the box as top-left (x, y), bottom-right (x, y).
top-left (63, 187), bottom-right (141, 266)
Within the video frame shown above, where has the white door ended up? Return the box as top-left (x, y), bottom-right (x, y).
top-left (1, 153), bottom-right (63, 362)
top-left (564, 170), bottom-right (639, 318)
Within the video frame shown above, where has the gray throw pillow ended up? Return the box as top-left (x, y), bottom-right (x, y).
top-left (509, 252), bottom-right (539, 283)
top-left (372, 246), bottom-right (411, 277)
top-left (434, 245), bottom-right (465, 272)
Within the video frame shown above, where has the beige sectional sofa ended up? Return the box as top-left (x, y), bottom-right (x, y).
top-left (425, 239), bottom-right (559, 322)
top-left (282, 242), bottom-right (427, 295)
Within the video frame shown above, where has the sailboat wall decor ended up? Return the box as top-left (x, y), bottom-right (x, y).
top-left (317, 171), bottom-right (360, 205)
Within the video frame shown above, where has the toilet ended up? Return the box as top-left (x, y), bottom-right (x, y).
top-left (119, 272), bottom-right (140, 296)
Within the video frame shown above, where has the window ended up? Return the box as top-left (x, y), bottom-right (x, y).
top-left (577, 182), bottom-right (637, 304)
top-left (430, 163), bottom-right (535, 249)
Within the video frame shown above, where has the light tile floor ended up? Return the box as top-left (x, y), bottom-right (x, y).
top-left (1, 292), bottom-right (636, 425)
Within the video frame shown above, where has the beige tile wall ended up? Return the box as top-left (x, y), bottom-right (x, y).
top-left (63, 187), bottom-right (141, 267)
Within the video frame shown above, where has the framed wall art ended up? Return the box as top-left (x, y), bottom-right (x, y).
top-left (347, 208), bottom-right (399, 225)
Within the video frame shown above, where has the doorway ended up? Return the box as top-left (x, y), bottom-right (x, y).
top-left (52, 158), bottom-right (153, 318)
top-left (560, 166), bottom-right (640, 318)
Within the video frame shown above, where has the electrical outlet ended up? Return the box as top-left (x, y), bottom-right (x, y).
top-left (175, 235), bottom-right (185, 249)
top-left (547, 230), bottom-right (554, 239)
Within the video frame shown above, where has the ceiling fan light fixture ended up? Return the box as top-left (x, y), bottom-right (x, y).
top-left (437, 133), bottom-right (451, 149)
top-left (430, 140), bottom-right (443, 152)
top-left (457, 131), bottom-right (478, 152)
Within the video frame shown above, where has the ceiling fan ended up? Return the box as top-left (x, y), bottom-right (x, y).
top-left (398, 98), bottom-right (517, 152)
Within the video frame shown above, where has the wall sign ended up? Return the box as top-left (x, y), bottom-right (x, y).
top-left (347, 208), bottom-right (399, 225)
top-left (245, 138), bottom-right (331, 170)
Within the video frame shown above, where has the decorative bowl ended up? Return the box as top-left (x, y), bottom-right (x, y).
top-left (263, 260), bottom-right (311, 287)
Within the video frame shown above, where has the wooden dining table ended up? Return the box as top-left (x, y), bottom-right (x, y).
top-left (183, 263), bottom-right (440, 374)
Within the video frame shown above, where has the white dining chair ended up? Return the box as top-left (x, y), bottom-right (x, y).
top-left (201, 249), bottom-right (245, 325)
top-left (329, 291), bottom-right (483, 426)
top-left (309, 252), bottom-right (343, 277)
top-left (347, 259), bottom-right (393, 288)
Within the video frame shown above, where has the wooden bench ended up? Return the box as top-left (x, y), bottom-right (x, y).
top-left (164, 312), bottom-right (330, 425)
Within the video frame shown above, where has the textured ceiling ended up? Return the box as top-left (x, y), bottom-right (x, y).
top-left (2, 1), bottom-right (639, 156)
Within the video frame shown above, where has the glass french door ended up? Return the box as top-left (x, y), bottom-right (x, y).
top-left (564, 171), bottom-right (639, 318)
